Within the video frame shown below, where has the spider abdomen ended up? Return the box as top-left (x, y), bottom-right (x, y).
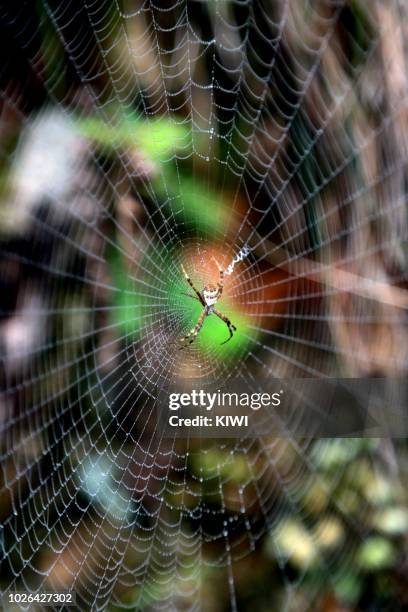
top-left (203, 285), bottom-right (219, 306)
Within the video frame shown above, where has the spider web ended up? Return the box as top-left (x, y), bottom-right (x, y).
top-left (0, 1), bottom-right (407, 610)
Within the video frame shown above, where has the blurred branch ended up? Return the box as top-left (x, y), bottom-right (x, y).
top-left (253, 233), bottom-right (408, 310)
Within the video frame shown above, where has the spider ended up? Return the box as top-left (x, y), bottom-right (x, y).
top-left (179, 258), bottom-right (237, 347)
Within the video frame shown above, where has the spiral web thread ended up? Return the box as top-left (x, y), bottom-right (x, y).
top-left (0, 1), bottom-right (407, 610)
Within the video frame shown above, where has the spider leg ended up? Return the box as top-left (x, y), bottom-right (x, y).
top-left (181, 264), bottom-right (205, 306)
top-left (212, 257), bottom-right (224, 297)
top-left (213, 308), bottom-right (237, 345)
top-left (179, 309), bottom-right (207, 348)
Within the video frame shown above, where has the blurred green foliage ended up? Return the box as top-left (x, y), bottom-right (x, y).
top-left (76, 114), bottom-right (227, 234)
top-left (77, 115), bottom-right (190, 162)
top-left (184, 438), bottom-right (407, 609)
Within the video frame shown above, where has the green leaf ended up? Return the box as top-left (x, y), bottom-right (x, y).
top-left (333, 572), bottom-right (362, 604)
top-left (357, 537), bottom-right (396, 570)
top-left (373, 507), bottom-right (408, 535)
top-left (192, 451), bottom-right (251, 483)
top-left (76, 115), bottom-right (191, 161)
